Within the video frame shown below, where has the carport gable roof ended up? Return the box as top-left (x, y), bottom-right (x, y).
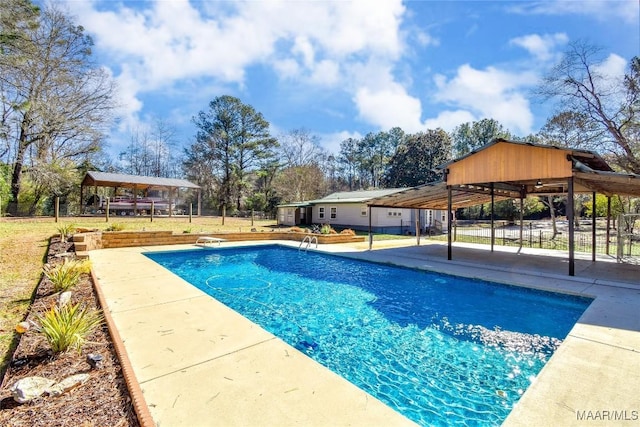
top-left (367, 181), bottom-right (513, 210)
top-left (82, 171), bottom-right (200, 191)
top-left (367, 139), bottom-right (640, 210)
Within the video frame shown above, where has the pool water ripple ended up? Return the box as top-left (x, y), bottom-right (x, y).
top-left (146, 245), bottom-right (591, 427)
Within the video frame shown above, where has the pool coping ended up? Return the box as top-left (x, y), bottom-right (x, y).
top-left (89, 240), bottom-right (640, 427)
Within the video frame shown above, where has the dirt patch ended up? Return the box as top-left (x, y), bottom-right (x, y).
top-left (0, 237), bottom-right (139, 427)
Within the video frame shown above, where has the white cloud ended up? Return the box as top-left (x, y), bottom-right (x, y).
top-left (509, 33), bottom-right (568, 62)
top-left (354, 85), bottom-right (423, 132)
top-left (593, 53), bottom-right (627, 80)
top-left (319, 130), bottom-right (363, 154)
top-left (430, 64), bottom-right (536, 135)
top-left (69, 0), bottom-right (410, 139)
top-left (310, 60), bottom-right (341, 86)
top-left (273, 59), bottom-right (301, 80)
top-left (292, 36), bottom-right (315, 68)
top-left (510, 0), bottom-right (638, 24)
top-left (416, 30), bottom-right (439, 48)
top-left (72, 0), bottom-right (406, 89)
top-left (423, 110), bottom-right (477, 132)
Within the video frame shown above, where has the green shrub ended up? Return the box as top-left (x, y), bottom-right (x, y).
top-left (43, 259), bottom-right (90, 292)
top-left (37, 303), bottom-right (103, 353)
top-left (105, 223), bottom-right (125, 232)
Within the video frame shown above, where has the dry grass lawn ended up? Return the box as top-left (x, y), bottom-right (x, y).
top-left (0, 215), bottom-right (279, 378)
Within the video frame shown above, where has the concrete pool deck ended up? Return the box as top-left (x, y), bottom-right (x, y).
top-left (89, 239), bottom-right (640, 426)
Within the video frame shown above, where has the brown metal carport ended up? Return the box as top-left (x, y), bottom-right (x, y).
top-left (368, 139), bottom-right (640, 276)
top-left (80, 171), bottom-right (202, 217)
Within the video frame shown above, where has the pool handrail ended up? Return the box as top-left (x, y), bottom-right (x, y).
top-left (299, 235), bottom-right (318, 251)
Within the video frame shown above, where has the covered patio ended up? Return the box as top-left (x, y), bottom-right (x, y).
top-left (368, 139), bottom-right (640, 276)
top-left (80, 171), bottom-right (202, 217)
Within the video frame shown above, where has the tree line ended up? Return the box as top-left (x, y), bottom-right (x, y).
top-left (1, 2), bottom-right (638, 219)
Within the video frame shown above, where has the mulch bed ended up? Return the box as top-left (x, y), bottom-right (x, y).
top-left (0, 236), bottom-right (139, 427)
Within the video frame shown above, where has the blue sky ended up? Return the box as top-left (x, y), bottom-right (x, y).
top-left (66, 0), bottom-right (639, 158)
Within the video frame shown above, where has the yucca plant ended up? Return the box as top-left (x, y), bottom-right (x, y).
top-left (37, 303), bottom-right (104, 353)
top-left (56, 223), bottom-right (75, 241)
top-left (43, 259), bottom-right (88, 292)
top-left (105, 223), bottom-right (125, 232)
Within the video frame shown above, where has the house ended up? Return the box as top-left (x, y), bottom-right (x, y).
top-left (277, 189), bottom-right (449, 235)
top-left (277, 202), bottom-right (312, 226)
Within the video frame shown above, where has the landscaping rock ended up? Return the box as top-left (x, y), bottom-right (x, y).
top-left (10, 376), bottom-right (56, 403)
top-left (58, 291), bottom-right (72, 307)
top-left (86, 353), bottom-right (104, 369)
top-left (46, 374), bottom-right (90, 397)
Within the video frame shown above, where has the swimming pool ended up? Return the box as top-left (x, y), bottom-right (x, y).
top-left (146, 245), bottom-right (591, 426)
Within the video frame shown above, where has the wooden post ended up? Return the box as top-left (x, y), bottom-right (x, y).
top-left (133, 185), bottom-right (138, 216)
top-left (606, 196), bottom-right (611, 255)
top-left (251, 209), bottom-right (254, 227)
top-left (93, 184), bottom-right (98, 211)
top-left (189, 203), bottom-right (193, 223)
top-left (368, 205), bottom-right (373, 250)
top-left (222, 205), bottom-right (226, 225)
top-left (447, 187), bottom-right (452, 260)
top-left (567, 178), bottom-right (575, 276)
top-left (151, 200), bottom-right (155, 222)
top-left (197, 190), bottom-right (201, 216)
top-left (54, 196), bottom-right (60, 223)
top-left (106, 198), bottom-right (110, 222)
top-left (592, 192), bottom-right (596, 262)
top-left (415, 209), bottom-right (420, 246)
top-left (518, 192), bottom-right (524, 253)
top-left (490, 183), bottom-right (495, 252)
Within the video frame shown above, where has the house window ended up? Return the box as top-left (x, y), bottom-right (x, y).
top-left (287, 208), bottom-right (294, 221)
top-left (387, 209), bottom-right (402, 217)
top-left (330, 207), bottom-right (337, 219)
top-left (361, 206), bottom-right (367, 217)
top-left (319, 207), bottom-right (325, 219)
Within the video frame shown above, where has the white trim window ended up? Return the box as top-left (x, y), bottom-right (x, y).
top-left (360, 205), bottom-right (368, 217)
top-left (318, 207), bottom-right (325, 219)
top-left (330, 206), bottom-right (337, 219)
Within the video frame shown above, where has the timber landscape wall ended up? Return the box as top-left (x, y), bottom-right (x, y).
top-left (72, 230), bottom-right (365, 256)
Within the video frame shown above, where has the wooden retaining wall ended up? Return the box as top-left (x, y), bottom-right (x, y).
top-left (73, 230), bottom-right (364, 258)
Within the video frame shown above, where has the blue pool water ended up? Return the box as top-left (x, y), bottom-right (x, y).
top-left (145, 245), bottom-right (591, 426)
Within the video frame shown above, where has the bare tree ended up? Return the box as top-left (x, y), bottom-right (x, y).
top-left (538, 41), bottom-right (639, 173)
top-left (119, 119), bottom-right (180, 178)
top-left (1, 2), bottom-right (116, 215)
top-left (539, 110), bottom-right (604, 149)
top-left (279, 128), bottom-right (325, 167)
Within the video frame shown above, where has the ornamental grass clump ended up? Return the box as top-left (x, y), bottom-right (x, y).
top-left (37, 303), bottom-right (103, 353)
top-left (44, 259), bottom-right (91, 292)
top-left (105, 223), bottom-right (125, 232)
top-left (56, 223), bottom-right (75, 240)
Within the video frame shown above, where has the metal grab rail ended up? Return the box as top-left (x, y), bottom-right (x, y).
top-left (299, 235), bottom-right (318, 251)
